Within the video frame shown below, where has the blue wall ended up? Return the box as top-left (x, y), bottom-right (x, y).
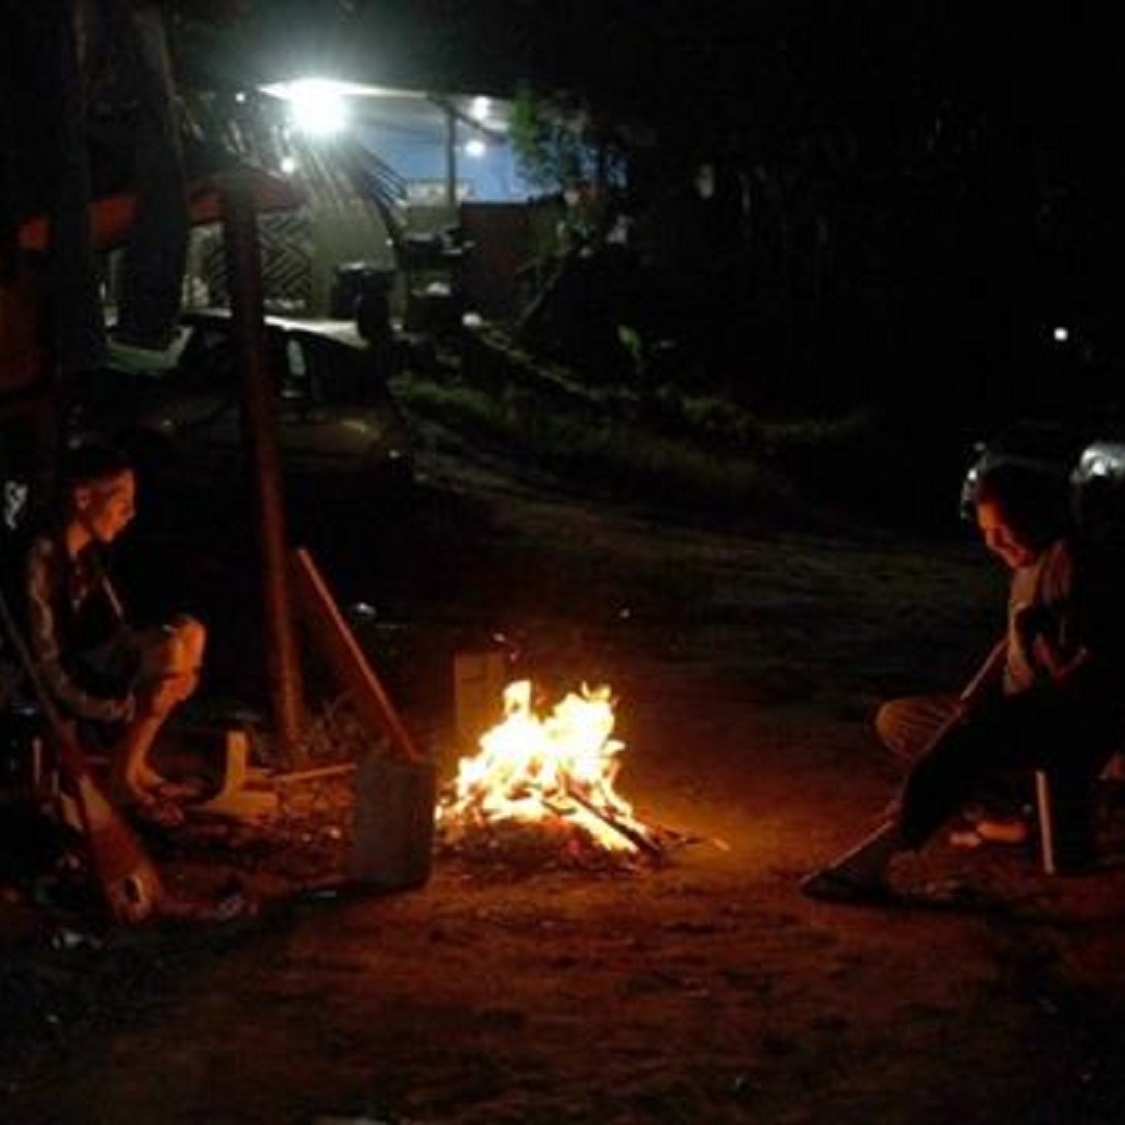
top-left (354, 120), bottom-right (533, 204)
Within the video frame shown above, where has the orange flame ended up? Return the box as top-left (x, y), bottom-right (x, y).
top-left (440, 680), bottom-right (649, 852)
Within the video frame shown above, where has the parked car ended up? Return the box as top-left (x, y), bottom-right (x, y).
top-left (69, 309), bottom-right (415, 509)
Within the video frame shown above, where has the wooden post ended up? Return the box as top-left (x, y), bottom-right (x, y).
top-left (216, 171), bottom-right (307, 768)
top-left (1035, 770), bottom-right (1057, 876)
top-left (444, 103), bottom-right (458, 213)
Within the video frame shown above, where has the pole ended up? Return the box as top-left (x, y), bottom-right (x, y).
top-left (444, 104), bottom-right (458, 213)
top-left (216, 170), bottom-right (307, 768)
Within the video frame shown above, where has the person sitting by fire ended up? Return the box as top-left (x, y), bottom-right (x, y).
top-left (22, 441), bottom-right (206, 827)
top-left (802, 459), bottom-right (1125, 903)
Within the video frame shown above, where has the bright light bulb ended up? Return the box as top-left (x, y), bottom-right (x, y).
top-left (288, 78), bottom-right (350, 137)
top-left (1053, 325), bottom-right (1070, 344)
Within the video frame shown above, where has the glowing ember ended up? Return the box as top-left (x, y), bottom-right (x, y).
top-left (438, 680), bottom-right (658, 854)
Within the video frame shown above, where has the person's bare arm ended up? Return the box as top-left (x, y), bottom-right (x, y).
top-left (25, 539), bottom-right (135, 724)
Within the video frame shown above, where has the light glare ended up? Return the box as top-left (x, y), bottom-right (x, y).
top-left (288, 78), bottom-right (350, 136)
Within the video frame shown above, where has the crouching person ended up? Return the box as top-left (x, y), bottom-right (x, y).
top-left (802, 460), bottom-right (1125, 903)
top-left (24, 441), bottom-right (206, 827)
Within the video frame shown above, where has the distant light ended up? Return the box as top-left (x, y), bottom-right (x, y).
top-left (1053, 325), bottom-right (1070, 344)
top-left (286, 78), bottom-right (351, 137)
top-left (280, 154), bottom-right (299, 175)
top-left (470, 96), bottom-right (491, 121)
top-left (694, 163), bottom-right (716, 200)
top-left (235, 91), bottom-right (248, 104)
top-left (464, 137), bottom-right (487, 158)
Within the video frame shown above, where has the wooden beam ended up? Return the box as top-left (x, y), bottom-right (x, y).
top-left (217, 171), bottom-right (308, 767)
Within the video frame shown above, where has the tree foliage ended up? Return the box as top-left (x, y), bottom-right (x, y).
top-left (508, 89), bottom-right (595, 197)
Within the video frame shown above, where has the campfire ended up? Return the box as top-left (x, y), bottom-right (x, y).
top-left (437, 680), bottom-right (666, 863)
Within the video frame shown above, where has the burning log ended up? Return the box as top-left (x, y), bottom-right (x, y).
top-left (558, 785), bottom-right (666, 860)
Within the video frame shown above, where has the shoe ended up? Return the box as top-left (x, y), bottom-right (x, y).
top-left (800, 866), bottom-right (897, 906)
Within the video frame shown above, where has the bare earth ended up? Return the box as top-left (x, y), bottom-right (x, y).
top-left (3, 441), bottom-right (1125, 1125)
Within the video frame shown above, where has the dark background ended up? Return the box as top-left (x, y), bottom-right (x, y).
top-left (191, 1), bottom-right (1117, 426)
top-left (2, 2), bottom-right (1114, 438)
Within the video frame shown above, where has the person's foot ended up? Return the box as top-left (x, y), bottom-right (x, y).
top-left (114, 769), bottom-right (208, 804)
top-left (125, 793), bottom-right (186, 830)
top-left (135, 765), bottom-right (167, 791)
top-left (110, 777), bottom-right (154, 808)
top-left (949, 814), bottom-right (1030, 849)
top-left (800, 866), bottom-right (897, 906)
top-left (108, 783), bottom-right (186, 830)
top-left (148, 777), bottom-right (209, 803)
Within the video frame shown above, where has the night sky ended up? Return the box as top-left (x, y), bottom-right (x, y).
top-left (215, 2), bottom-right (1111, 136)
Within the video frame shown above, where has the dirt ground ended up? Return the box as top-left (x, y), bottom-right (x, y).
top-left (3, 439), bottom-right (1125, 1124)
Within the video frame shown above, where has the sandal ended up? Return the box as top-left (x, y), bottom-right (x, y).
top-left (800, 866), bottom-right (898, 906)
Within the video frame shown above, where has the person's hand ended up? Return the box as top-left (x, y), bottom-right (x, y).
top-left (1034, 640), bottom-right (1090, 685)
